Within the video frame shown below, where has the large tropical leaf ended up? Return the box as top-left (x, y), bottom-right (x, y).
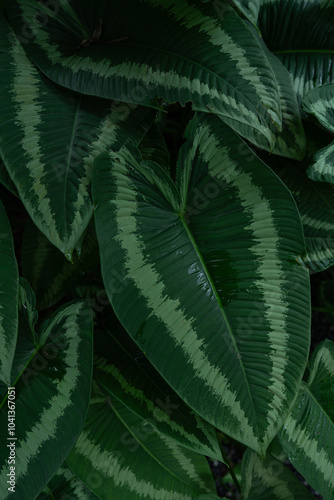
top-left (272, 159), bottom-right (334, 272)
top-left (278, 340), bottom-right (334, 499)
top-left (21, 220), bottom-right (99, 310)
top-left (67, 385), bottom-right (216, 500)
top-left (259, 42), bottom-right (305, 160)
top-left (5, 0), bottom-right (283, 149)
top-left (233, 0), bottom-right (334, 101)
top-left (241, 449), bottom-right (314, 499)
top-left (302, 83), bottom-right (334, 182)
top-left (37, 465), bottom-right (100, 500)
top-left (0, 196), bottom-right (18, 385)
top-left (0, 299), bottom-right (93, 499)
top-left (94, 326), bottom-right (223, 461)
top-left (0, 15), bottom-right (155, 258)
top-left (93, 112), bottom-right (310, 455)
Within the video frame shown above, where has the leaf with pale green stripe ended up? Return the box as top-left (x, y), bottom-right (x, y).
top-left (67, 386), bottom-right (216, 500)
top-left (37, 465), bottom-right (100, 500)
top-left (241, 449), bottom-right (314, 499)
top-left (93, 112), bottom-right (310, 455)
top-left (94, 326), bottom-right (223, 461)
top-left (0, 196), bottom-right (19, 385)
top-left (233, 0), bottom-right (334, 102)
top-left (258, 40), bottom-right (306, 160)
top-left (22, 220), bottom-right (99, 310)
top-left (5, 0), bottom-right (283, 149)
top-left (272, 160), bottom-right (334, 272)
top-left (302, 83), bottom-right (334, 182)
top-left (0, 15), bottom-right (155, 258)
top-left (0, 300), bottom-right (93, 500)
top-left (278, 340), bottom-right (334, 500)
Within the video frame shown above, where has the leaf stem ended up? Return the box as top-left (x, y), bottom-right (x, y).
top-left (218, 439), bottom-right (242, 497)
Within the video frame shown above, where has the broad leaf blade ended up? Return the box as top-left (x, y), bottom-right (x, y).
top-left (272, 160), bottom-right (334, 272)
top-left (0, 197), bottom-right (19, 385)
top-left (234, 0), bottom-right (334, 101)
top-left (6, 0), bottom-right (283, 148)
top-left (67, 388), bottom-right (216, 500)
top-left (241, 449), bottom-right (314, 499)
top-left (93, 113), bottom-right (310, 455)
top-left (0, 15), bottom-right (155, 257)
top-left (94, 326), bottom-right (223, 461)
top-left (279, 340), bottom-right (334, 500)
top-left (0, 301), bottom-right (93, 499)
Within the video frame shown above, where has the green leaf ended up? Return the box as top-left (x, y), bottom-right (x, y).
top-left (5, 0), bottom-right (283, 149)
top-left (0, 159), bottom-right (18, 198)
top-left (37, 465), bottom-right (99, 500)
top-left (272, 160), bottom-right (334, 272)
top-left (22, 220), bottom-right (99, 310)
top-left (194, 495), bottom-right (221, 500)
top-left (0, 15), bottom-right (155, 258)
top-left (234, 0), bottom-right (334, 101)
top-left (67, 387), bottom-right (216, 500)
top-left (278, 340), bottom-right (334, 500)
top-left (0, 300), bottom-right (93, 499)
top-left (259, 43), bottom-right (306, 160)
top-left (138, 124), bottom-right (170, 173)
top-left (94, 326), bottom-right (223, 461)
top-left (93, 112), bottom-right (310, 455)
top-left (0, 196), bottom-right (19, 385)
top-left (241, 449), bottom-right (314, 499)
top-left (302, 84), bottom-right (334, 183)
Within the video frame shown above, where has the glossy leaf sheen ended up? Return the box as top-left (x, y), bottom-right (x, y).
top-left (93, 113), bottom-right (310, 455)
top-left (5, 0), bottom-right (283, 149)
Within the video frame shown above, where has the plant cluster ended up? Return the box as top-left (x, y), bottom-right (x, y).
top-left (0, 0), bottom-right (334, 499)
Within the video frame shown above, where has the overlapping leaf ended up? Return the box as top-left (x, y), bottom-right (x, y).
top-left (279, 340), bottom-right (334, 499)
top-left (37, 465), bottom-right (99, 500)
top-left (241, 449), bottom-right (314, 499)
top-left (5, 0), bottom-right (283, 149)
top-left (0, 300), bottom-right (93, 499)
top-left (67, 386), bottom-right (216, 500)
top-left (22, 220), bottom-right (99, 310)
top-left (94, 326), bottom-right (222, 461)
top-left (0, 197), bottom-right (18, 385)
top-left (302, 83), bottom-right (334, 182)
top-left (234, 0), bottom-right (334, 101)
top-left (272, 160), bottom-right (334, 272)
top-left (93, 112), bottom-right (310, 455)
top-left (0, 14), bottom-right (155, 258)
